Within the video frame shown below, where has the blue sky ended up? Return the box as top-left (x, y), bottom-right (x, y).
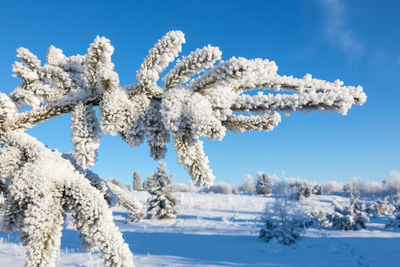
top-left (0, 0), bottom-right (399, 185)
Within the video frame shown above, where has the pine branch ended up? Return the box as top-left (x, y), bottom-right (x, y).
top-left (163, 45), bottom-right (221, 89)
top-left (173, 135), bottom-right (215, 187)
top-left (0, 31), bottom-right (368, 267)
top-left (231, 88), bottom-right (365, 115)
top-left (223, 113), bottom-right (281, 133)
top-left (9, 93), bottom-right (100, 131)
top-left (133, 30), bottom-right (185, 97)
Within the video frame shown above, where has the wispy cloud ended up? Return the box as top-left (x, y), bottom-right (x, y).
top-left (320, 0), bottom-right (365, 60)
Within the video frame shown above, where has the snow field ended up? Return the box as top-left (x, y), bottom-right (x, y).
top-left (1, 191), bottom-right (400, 266)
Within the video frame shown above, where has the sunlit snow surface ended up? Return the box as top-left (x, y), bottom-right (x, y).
top-left (1, 192), bottom-right (400, 266)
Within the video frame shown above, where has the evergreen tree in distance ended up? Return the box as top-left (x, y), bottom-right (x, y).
top-left (133, 170), bottom-right (142, 191)
top-left (147, 162), bottom-right (178, 219)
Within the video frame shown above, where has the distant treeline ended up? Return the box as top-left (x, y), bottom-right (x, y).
top-left (118, 171), bottom-right (400, 199)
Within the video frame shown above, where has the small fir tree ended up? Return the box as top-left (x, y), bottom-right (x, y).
top-left (260, 196), bottom-right (310, 246)
top-left (147, 162), bottom-right (178, 219)
top-left (133, 170), bottom-right (142, 191)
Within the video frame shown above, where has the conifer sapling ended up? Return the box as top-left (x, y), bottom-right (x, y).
top-left (147, 162), bottom-right (178, 219)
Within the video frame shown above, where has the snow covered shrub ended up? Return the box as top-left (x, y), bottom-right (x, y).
top-left (306, 210), bottom-right (330, 227)
top-left (386, 196), bottom-right (400, 228)
top-left (270, 178), bottom-right (291, 196)
top-left (0, 30), bottom-right (366, 266)
top-left (133, 170), bottom-right (142, 191)
top-left (260, 197), bottom-right (309, 246)
top-left (171, 182), bottom-right (199, 193)
top-left (289, 180), bottom-right (313, 200)
top-left (208, 182), bottom-right (233, 194)
top-left (366, 197), bottom-right (395, 217)
top-left (321, 181), bottom-right (343, 195)
top-left (387, 214), bottom-right (400, 228)
top-left (328, 197), bottom-right (369, 230)
top-left (237, 174), bottom-right (257, 194)
top-left (312, 184), bottom-right (322, 195)
top-left (147, 162), bottom-right (179, 219)
top-left (256, 172), bottom-right (272, 195)
top-left (170, 183), bottom-right (190, 192)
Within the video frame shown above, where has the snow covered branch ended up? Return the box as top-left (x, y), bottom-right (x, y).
top-left (0, 131), bottom-right (133, 266)
top-left (223, 113), bottom-right (281, 134)
top-left (0, 30), bottom-right (367, 265)
top-left (70, 103), bottom-right (101, 169)
top-left (107, 181), bottom-right (144, 222)
top-left (2, 31), bottom-right (366, 187)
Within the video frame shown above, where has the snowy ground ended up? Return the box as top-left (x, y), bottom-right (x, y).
top-left (1, 191), bottom-right (400, 266)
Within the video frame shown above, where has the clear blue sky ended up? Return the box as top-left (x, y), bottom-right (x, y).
top-left (0, 0), bottom-right (399, 185)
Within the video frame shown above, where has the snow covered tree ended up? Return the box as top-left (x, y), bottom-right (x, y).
top-left (237, 174), bottom-right (257, 193)
top-left (147, 162), bottom-right (178, 219)
top-left (208, 182), bottom-right (233, 194)
top-left (312, 184), bottom-right (322, 195)
top-left (289, 180), bottom-right (313, 200)
top-left (260, 196), bottom-right (310, 246)
top-left (0, 30), bottom-right (366, 266)
top-left (328, 197), bottom-right (369, 230)
top-left (256, 172), bottom-right (272, 195)
top-left (133, 170), bottom-right (142, 190)
top-left (143, 172), bottom-right (158, 191)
